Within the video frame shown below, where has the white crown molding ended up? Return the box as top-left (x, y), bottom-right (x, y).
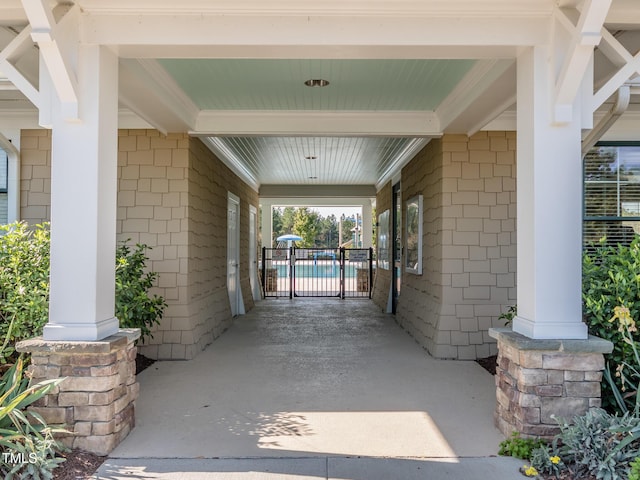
top-left (199, 136), bottom-right (260, 192)
top-left (481, 110), bottom-right (517, 131)
top-left (468, 94), bottom-right (517, 136)
top-left (376, 137), bottom-right (431, 190)
top-left (119, 59), bottom-right (199, 133)
top-left (437, 59), bottom-right (515, 131)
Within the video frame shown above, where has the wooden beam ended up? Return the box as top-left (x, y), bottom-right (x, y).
top-left (21, 0), bottom-right (78, 118)
top-left (0, 25), bottom-right (38, 107)
top-left (553, 0), bottom-right (612, 123)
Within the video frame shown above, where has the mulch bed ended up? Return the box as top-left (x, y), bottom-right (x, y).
top-left (53, 450), bottom-right (106, 480)
top-left (135, 353), bottom-right (156, 375)
top-left (476, 354), bottom-right (497, 375)
top-left (52, 354), bottom-right (156, 479)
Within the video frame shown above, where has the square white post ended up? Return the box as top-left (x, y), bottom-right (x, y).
top-left (261, 201), bottom-right (273, 248)
top-left (43, 45), bottom-right (120, 341)
top-left (513, 46), bottom-right (588, 340)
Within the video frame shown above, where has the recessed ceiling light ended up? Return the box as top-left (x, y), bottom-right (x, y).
top-left (305, 155), bottom-right (317, 160)
top-left (304, 79), bottom-right (330, 87)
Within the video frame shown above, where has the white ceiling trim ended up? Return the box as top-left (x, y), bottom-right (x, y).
top-left (482, 111), bottom-right (517, 131)
top-left (436, 59), bottom-right (515, 131)
top-left (199, 136), bottom-right (260, 192)
top-left (375, 138), bottom-right (431, 190)
top-left (134, 59), bottom-right (199, 127)
top-left (260, 186), bottom-right (376, 199)
top-left (195, 111), bottom-right (440, 137)
top-left (0, 108), bottom-right (38, 129)
top-left (118, 58), bottom-right (200, 133)
top-left (82, 15), bottom-right (550, 55)
top-left (467, 94), bottom-right (517, 136)
top-left (78, 0), bottom-right (553, 17)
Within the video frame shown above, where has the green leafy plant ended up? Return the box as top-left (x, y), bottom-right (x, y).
top-left (499, 305), bottom-right (517, 327)
top-left (530, 441), bottom-right (565, 478)
top-left (554, 408), bottom-right (640, 480)
top-left (0, 357), bottom-right (67, 479)
top-left (0, 222), bottom-right (50, 364)
top-left (115, 242), bottom-right (167, 341)
top-left (498, 432), bottom-right (545, 460)
top-left (629, 457), bottom-right (640, 480)
top-left (583, 238), bottom-right (640, 412)
top-left (0, 222), bottom-right (166, 361)
top-left (603, 305), bottom-right (640, 415)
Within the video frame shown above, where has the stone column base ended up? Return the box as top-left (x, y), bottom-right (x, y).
top-left (16, 329), bottom-right (141, 456)
top-left (489, 327), bottom-right (613, 439)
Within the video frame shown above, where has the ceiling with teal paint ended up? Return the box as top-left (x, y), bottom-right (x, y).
top-left (158, 59), bottom-right (476, 111)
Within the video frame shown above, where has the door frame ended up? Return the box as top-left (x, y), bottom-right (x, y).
top-left (249, 204), bottom-right (261, 301)
top-left (227, 192), bottom-right (245, 316)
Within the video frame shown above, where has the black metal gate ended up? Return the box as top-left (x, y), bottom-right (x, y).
top-left (261, 247), bottom-right (373, 299)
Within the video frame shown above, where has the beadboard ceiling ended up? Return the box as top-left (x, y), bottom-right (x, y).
top-left (157, 58), bottom-right (475, 188)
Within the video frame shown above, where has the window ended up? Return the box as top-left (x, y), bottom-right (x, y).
top-left (584, 144), bottom-right (640, 247)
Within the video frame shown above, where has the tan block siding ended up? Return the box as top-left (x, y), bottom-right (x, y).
top-left (19, 129), bottom-right (258, 360)
top-left (390, 132), bottom-right (517, 360)
top-left (20, 129), bottom-right (51, 224)
top-left (186, 137), bottom-right (259, 357)
top-left (116, 130), bottom-right (193, 359)
top-left (372, 181), bottom-right (392, 311)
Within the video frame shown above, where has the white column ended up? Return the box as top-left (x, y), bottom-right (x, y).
top-left (43, 45), bottom-right (120, 341)
top-left (512, 46), bottom-right (588, 340)
top-left (362, 201), bottom-right (373, 249)
top-left (260, 200), bottom-right (273, 248)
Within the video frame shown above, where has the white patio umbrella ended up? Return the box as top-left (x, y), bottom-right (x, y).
top-left (276, 233), bottom-right (302, 248)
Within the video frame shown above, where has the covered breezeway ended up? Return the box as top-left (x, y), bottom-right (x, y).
top-left (111, 298), bottom-right (502, 459)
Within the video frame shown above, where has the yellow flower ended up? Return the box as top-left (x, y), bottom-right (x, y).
top-left (550, 455), bottom-right (561, 464)
top-left (610, 306), bottom-right (637, 333)
top-left (523, 465), bottom-right (539, 477)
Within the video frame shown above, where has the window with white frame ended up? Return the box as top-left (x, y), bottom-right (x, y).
top-left (584, 144), bottom-right (640, 247)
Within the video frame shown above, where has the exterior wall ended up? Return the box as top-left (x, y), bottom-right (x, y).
top-left (372, 181), bottom-right (392, 311)
top-left (18, 129), bottom-right (258, 360)
top-left (379, 132), bottom-right (517, 359)
top-left (186, 137), bottom-right (258, 355)
top-left (20, 129), bottom-right (51, 224)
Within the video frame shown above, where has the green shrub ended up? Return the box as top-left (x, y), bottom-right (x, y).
top-left (0, 223), bottom-right (50, 364)
top-left (498, 432), bottom-right (545, 460)
top-left (115, 242), bottom-right (167, 341)
top-left (555, 408), bottom-right (640, 480)
top-left (0, 357), bottom-right (67, 479)
top-left (583, 238), bottom-right (640, 412)
top-left (0, 222), bottom-right (166, 362)
top-left (630, 458), bottom-right (640, 480)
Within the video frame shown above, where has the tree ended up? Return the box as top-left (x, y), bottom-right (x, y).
top-left (340, 215), bottom-right (355, 246)
top-left (293, 207), bottom-right (320, 247)
top-left (272, 207), bottom-right (282, 245)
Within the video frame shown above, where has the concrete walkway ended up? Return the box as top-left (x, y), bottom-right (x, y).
top-left (96, 298), bottom-right (520, 479)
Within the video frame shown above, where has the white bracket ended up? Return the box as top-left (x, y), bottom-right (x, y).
top-left (21, 0), bottom-right (78, 119)
top-left (553, 0), bottom-right (612, 124)
top-left (592, 29), bottom-right (640, 113)
top-left (0, 26), bottom-right (39, 108)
